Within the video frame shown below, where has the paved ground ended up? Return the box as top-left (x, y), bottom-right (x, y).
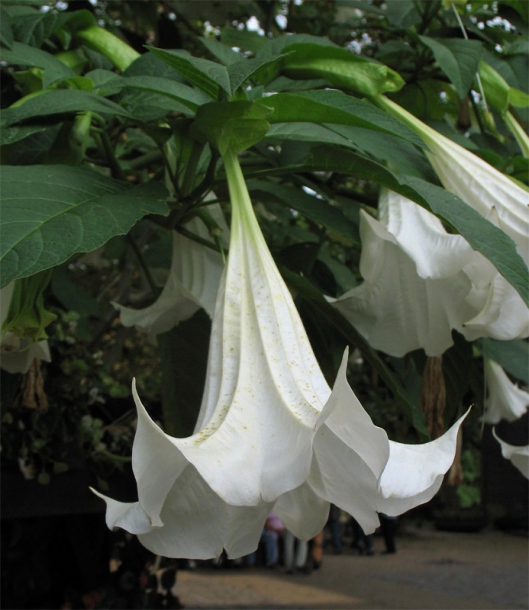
top-left (173, 525), bottom-right (528, 610)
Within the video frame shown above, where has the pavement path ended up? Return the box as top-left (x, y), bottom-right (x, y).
top-left (173, 527), bottom-right (528, 610)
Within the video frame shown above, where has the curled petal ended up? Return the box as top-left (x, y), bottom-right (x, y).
top-left (484, 360), bottom-right (529, 424)
top-left (92, 471), bottom-right (273, 559)
top-left (375, 411), bottom-right (468, 515)
top-left (492, 429), bottom-right (529, 479)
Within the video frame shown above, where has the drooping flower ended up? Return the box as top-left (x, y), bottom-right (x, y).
top-left (115, 203), bottom-right (228, 335)
top-left (483, 359), bottom-right (529, 424)
top-left (492, 429), bottom-right (529, 479)
top-left (95, 149), bottom-right (466, 559)
top-left (1, 282), bottom-right (51, 375)
top-left (331, 190), bottom-right (476, 357)
top-left (376, 95), bottom-right (529, 265)
top-left (331, 190), bottom-right (529, 357)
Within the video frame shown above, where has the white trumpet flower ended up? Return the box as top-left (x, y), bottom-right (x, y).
top-left (492, 429), bottom-right (529, 479)
top-left (95, 150), bottom-right (465, 559)
top-left (484, 360), bottom-right (529, 424)
top-left (331, 190), bottom-right (476, 357)
top-left (115, 204), bottom-right (228, 335)
top-left (332, 190), bottom-right (529, 357)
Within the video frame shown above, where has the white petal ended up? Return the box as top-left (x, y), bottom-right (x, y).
top-left (375, 411), bottom-right (468, 515)
top-left (91, 489), bottom-right (155, 535)
top-left (115, 205), bottom-right (227, 335)
top-left (483, 360), bottom-right (529, 424)
top-left (333, 209), bottom-right (475, 356)
top-left (379, 190), bottom-right (475, 279)
top-left (461, 267), bottom-right (529, 341)
top-left (492, 429), bottom-right (529, 479)
top-left (273, 483), bottom-right (330, 541)
top-left (310, 352), bottom-right (390, 534)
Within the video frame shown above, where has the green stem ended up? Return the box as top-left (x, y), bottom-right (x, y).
top-left (94, 131), bottom-right (127, 181)
top-left (180, 141), bottom-right (204, 197)
top-left (222, 147), bottom-right (263, 245)
top-left (127, 235), bottom-right (160, 298)
top-left (76, 26), bottom-right (139, 71)
top-left (504, 111), bottom-right (529, 158)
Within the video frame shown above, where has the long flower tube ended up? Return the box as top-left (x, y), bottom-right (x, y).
top-left (95, 149), bottom-right (466, 559)
top-left (375, 95), bottom-right (529, 265)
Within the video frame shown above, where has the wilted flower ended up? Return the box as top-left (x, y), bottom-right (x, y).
top-left (492, 429), bottom-right (529, 479)
top-left (115, 204), bottom-right (228, 335)
top-left (95, 150), bottom-right (466, 559)
top-left (483, 360), bottom-right (529, 424)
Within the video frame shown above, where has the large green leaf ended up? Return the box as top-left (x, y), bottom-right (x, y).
top-left (146, 47), bottom-right (230, 100)
top-left (1, 8), bottom-right (14, 49)
top-left (0, 41), bottom-right (73, 76)
top-left (479, 338), bottom-right (529, 384)
top-left (262, 90), bottom-right (425, 147)
top-left (419, 36), bottom-right (483, 99)
top-left (98, 75), bottom-right (210, 113)
top-left (2, 89), bottom-right (134, 127)
top-left (0, 165), bottom-right (169, 287)
top-left (248, 179), bottom-right (360, 244)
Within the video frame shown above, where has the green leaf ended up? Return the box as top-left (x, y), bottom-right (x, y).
top-left (280, 265), bottom-right (429, 438)
top-left (0, 41), bottom-right (74, 77)
top-left (146, 47), bottom-right (230, 100)
top-left (419, 36), bottom-right (484, 99)
top-left (200, 36), bottom-right (242, 66)
top-left (1, 8), bottom-right (14, 49)
top-left (191, 100), bottom-right (271, 155)
top-left (228, 54), bottom-right (290, 95)
top-left (98, 75), bottom-right (209, 113)
top-left (479, 338), bottom-right (529, 384)
top-left (221, 26), bottom-right (267, 54)
top-left (262, 90), bottom-right (425, 147)
top-left (247, 179), bottom-right (360, 244)
top-left (0, 166), bottom-right (169, 287)
top-left (385, 0), bottom-right (422, 27)
top-left (2, 89), bottom-right (134, 127)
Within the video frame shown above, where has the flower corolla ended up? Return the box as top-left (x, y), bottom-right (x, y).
top-left (331, 190), bottom-right (529, 357)
top-left (95, 150), bottom-right (466, 559)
